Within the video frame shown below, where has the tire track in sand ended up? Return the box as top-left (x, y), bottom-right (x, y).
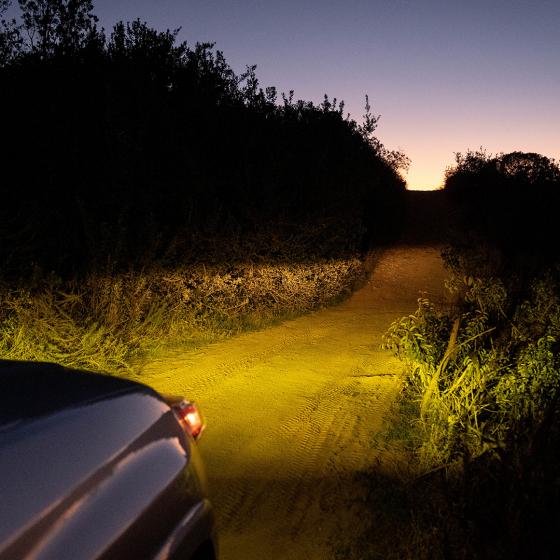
top-left (141, 244), bottom-right (450, 560)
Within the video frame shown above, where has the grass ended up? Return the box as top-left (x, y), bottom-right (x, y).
top-left (0, 257), bottom-right (366, 376)
top-left (332, 393), bottom-right (462, 560)
top-left (351, 254), bottom-right (560, 559)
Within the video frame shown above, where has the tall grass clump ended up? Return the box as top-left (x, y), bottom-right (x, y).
top-left (380, 258), bottom-right (560, 558)
top-left (0, 257), bottom-right (364, 375)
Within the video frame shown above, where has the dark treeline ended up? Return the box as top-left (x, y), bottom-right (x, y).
top-left (444, 149), bottom-right (560, 281)
top-left (428, 150), bottom-right (560, 558)
top-left (0, 0), bottom-right (407, 279)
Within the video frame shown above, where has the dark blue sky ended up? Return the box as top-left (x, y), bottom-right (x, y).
top-left (92, 1), bottom-right (559, 188)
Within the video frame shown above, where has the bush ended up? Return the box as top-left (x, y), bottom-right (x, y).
top-left (381, 254), bottom-right (560, 557)
top-left (444, 150), bottom-right (560, 278)
top-left (0, 257), bottom-right (365, 374)
top-left (0, 2), bottom-right (407, 280)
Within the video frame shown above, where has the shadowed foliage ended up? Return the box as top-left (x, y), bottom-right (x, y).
top-left (0, 0), bottom-right (407, 280)
top-left (371, 150), bottom-right (560, 559)
top-left (0, 0), bottom-right (407, 372)
top-left (381, 265), bottom-right (560, 559)
top-left (444, 149), bottom-right (560, 280)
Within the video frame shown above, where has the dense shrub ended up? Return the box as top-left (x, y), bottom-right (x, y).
top-left (0, 1), bottom-right (407, 377)
top-left (382, 253), bottom-right (560, 558)
top-left (372, 152), bottom-right (560, 555)
top-left (444, 150), bottom-right (560, 279)
top-left (0, 257), bottom-right (365, 373)
top-left (0, 1), bottom-right (407, 279)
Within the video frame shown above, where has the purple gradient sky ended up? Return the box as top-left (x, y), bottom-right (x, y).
top-left (93, 0), bottom-right (559, 189)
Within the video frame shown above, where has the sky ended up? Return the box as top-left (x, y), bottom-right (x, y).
top-left (91, 1), bottom-right (558, 189)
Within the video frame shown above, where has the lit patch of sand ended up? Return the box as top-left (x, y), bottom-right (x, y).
top-left (140, 244), bottom-right (450, 559)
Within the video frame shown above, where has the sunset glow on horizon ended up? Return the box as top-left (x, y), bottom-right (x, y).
top-left (92, 0), bottom-right (559, 191)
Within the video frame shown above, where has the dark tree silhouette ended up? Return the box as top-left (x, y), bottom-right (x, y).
top-left (17, 0), bottom-right (100, 56)
top-left (0, 0), bottom-right (22, 64)
top-left (445, 149), bottom-right (560, 279)
top-left (0, 0), bottom-right (407, 279)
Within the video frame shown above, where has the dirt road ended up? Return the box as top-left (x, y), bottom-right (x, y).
top-left (141, 194), bottom-right (451, 558)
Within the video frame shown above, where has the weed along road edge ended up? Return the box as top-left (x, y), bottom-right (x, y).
top-left (141, 244), bottom-right (450, 559)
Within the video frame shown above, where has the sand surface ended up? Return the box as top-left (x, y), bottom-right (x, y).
top-left (141, 192), bottom-right (451, 559)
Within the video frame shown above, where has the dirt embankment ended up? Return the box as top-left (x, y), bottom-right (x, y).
top-left (141, 191), bottom-right (451, 559)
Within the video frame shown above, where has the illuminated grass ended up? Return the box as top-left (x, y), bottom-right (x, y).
top-left (0, 258), bottom-right (365, 375)
top-left (375, 266), bottom-right (560, 558)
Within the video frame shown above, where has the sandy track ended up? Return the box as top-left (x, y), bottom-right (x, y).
top-left (141, 242), bottom-right (449, 559)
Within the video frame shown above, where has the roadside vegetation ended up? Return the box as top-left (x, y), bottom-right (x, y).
top-left (351, 151), bottom-right (560, 559)
top-left (0, 258), bottom-right (365, 373)
top-left (0, 0), bottom-right (406, 374)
